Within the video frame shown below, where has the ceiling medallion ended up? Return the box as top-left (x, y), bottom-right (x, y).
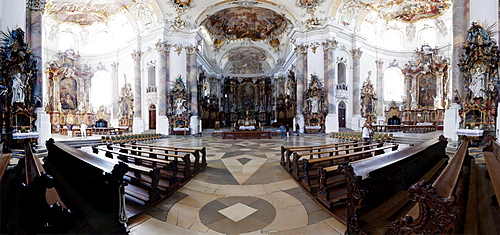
top-left (46, 0), bottom-right (134, 26)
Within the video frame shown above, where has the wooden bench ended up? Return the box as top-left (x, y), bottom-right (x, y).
top-left (483, 138), bottom-right (500, 206)
top-left (0, 142), bottom-right (12, 181)
top-left (300, 144), bottom-right (399, 193)
top-left (292, 142), bottom-right (383, 181)
top-left (124, 142), bottom-right (206, 172)
top-left (387, 138), bottom-right (472, 234)
top-left (3, 141), bottom-right (75, 234)
top-left (44, 138), bottom-right (129, 234)
top-left (335, 136), bottom-right (450, 234)
top-left (102, 144), bottom-right (191, 180)
top-left (280, 141), bottom-right (358, 171)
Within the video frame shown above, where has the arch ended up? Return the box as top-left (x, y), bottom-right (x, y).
top-left (383, 68), bottom-right (404, 102)
top-left (148, 66), bottom-right (156, 87)
top-left (337, 62), bottom-right (347, 85)
top-left (338, 101), bottom-right (346, 128)
top-left (383, 30), bottom-right (403, 50)
top-left (149, 104), bottom-right (156, 129)
top-left (56, 32), bottom-right (77, 51)
top-left (419, 28), bottom-right (438, 47)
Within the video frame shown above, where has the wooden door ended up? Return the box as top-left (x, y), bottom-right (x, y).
top-left (338, 102), bottom-right (346, 128)
top-left (149, 105), bottom-right (156, 129)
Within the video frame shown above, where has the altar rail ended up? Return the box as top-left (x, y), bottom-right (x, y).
top-left (222, 131), bottom-right (272, 139)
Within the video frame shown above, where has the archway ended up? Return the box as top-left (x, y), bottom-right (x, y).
top-left (149, 104), bottom-right (156, 130)
top-left (338, 101), bottom-right (346, 128)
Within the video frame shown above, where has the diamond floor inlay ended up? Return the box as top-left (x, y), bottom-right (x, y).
top-left (218, 202), bottom-right (258, 222)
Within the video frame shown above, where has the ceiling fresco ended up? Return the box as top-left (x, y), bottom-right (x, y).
top-left (361, 0), bottom-right (451, 23)
top-left (203, 6), bottom-right (290, 41)
top-left (46, 0), bottom-right (134, 25)
top-left (223, 47), bottom-right (269, 75)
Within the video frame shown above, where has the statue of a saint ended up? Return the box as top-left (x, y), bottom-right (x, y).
top-left (470, 66), bottom-right (486, 98)
top-left (308, 96), bottom-right (319, 113)
top-left (11, 72), bottom-right (25, 105)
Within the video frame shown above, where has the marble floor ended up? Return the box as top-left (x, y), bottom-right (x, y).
top-left (46, 129), bottom-right (449, 234)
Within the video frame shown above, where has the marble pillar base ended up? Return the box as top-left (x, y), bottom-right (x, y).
top-left (157, 116), bottom-right (169, 135)
top-left (133, 117), bottom-right (144, 134)
top-left (444, 103), bottom-right (461, 141)
top-left (190, 116), bottom-right (200, 136)
top-left (325, 113), bottom-right (339, 133)
top-left (35, 107), bottom-right (51, 147)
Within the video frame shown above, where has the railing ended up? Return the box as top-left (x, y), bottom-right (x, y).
top-left (146, 86), bottom-right (157, 93)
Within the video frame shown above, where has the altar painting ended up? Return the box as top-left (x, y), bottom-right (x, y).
top-left (238, 83), bottom-right (257, 111)
top-left (60, 77), bottom-right (78, 110)
top-left (418, 73), bottom-right (436, 107)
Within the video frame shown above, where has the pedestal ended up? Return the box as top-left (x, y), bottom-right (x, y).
top-left (190, 116), bottom-right (200, 136)
top-left (325, 113), bottom-right (339, 133)
top-left (133, 117), bottom-right (144, 134)
top-left (35, 108), bottom-right (51, 147)
top-left (157, 116), bottom-right (169, 135)
top-left (444, 103), bottom-right (461, 141)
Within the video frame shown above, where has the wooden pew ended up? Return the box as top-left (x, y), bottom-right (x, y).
top-left (123, 142), bottom-right (204, 173)
top-left (300, 144), bottom-right (399, 193)
top-left (129, 142), bottom-right (206, 167)
top-left (92, 146), bottom-right (176, 203)
top-left (103, 144), bottom-right (191, 180)
top-left (281, 141), bottom-right (358, 172)
top-left (4, 141), bottom-right (75, 234)
top-left (44, 138), bottom-right (129, 234)
top-left (336, 136), bottom-right (450, 234)
top-left (483, 138), bottom-right (500, 206)
top-left (0, 142), bottom-right (12, 181)
top-left (387, 138), bottom-right (471, 234)
top-left (292, 142), bottom-right (384, 181)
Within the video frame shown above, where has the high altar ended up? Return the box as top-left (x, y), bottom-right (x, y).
top-left (401, 44), bottom-right (450, 127)
top-left (45, 49), bottom-right (94, 132)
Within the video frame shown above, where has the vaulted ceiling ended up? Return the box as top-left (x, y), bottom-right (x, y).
top-left (44, 0), bottom-right (452, 76)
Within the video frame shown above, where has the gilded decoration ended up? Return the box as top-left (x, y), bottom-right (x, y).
top-left (45, 49), bottom-right (94, 131)
top-left (303, 74), bottom-right (326, 130)
top-left (385, 101), bottom-right (402, 125)
top-left (0, 28), bottom-right (38, 142)
top-left (169, 76), bottom-right (190, 130)
top-left (362, 0), bottom-right (451, 23)
top-left (203, 7), bottom-right (290, 41)
top-left (458, 22), bottom-right (500, 131)
top-left (118, 78), bottom-right (133, 128)
top-left (360, 71), bottom-right (377, 123)
top-left (224, 47), bottom-right (268, 75)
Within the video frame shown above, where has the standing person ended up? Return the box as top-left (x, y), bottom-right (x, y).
top-left (295, 123), bottom-right (300, 136)
top-left (279, 124), bottom-right (285, 139)
top-left (285, 124), bottom-right (290, 138)
top-left (81, 122), bottom-right (87, 138)
top-left (362, 123), bottom-right (370, 142)
top-left (67, 123), bottom-right (73, 138)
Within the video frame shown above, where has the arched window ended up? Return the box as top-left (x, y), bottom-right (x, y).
top-left (384, 68), bottom-right (404, 102)
top-left (57, 32), bottom-right (76, 51)
top-left (148, 66), bottom-right (156, 87)
top-left (91, 70), bottom-right (112, 110)
top-left (337, 63), bottom-right (347, 87)
top-left (383, 30), bottom-right (402, 50)
top-left (419, 29), bottom-right (437, 47)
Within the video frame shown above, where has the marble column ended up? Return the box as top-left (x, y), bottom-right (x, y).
top-left (351, 48), bottom-right (363, 118)
top-left (111, 62), bottom-right (119, 126)
top-left (156, 41), bottom-right (170, 135)
top-left (186, 45), bottom-right (199, 135)
top-left (295, 44), bottom-right (308, 132)
top-left (452, 0), bottom-right (468, 99)
top-left (376, 60), bottom-right (384, 120)
top-left (132, 50), bottom-right (144, 133)
top-left (323, 39), bottom-right (338, 133)
top-left (26, 0), bottom-right (44, 107)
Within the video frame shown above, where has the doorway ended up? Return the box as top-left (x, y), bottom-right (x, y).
top-left (338, 102), bottom-right (346, 128)
top-left (149, 104), bottom-right (156, 129)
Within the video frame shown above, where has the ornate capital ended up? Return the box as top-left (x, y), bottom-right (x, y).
top-left (185, 45), bottom-right (197, 55)
top-left (310, 42), bottom-right (320, 54)
top-left (350, 48), bottom-right (363, 59)
top-left (376, 60), bottom-right (384, 69)
top-left (27, 0), bottom-right (46, 12)
top-left (322, 39), bottom-right (338, 51)
top-left (295, 44), bottom-right (309, 54)
top-left (131, 50), bottom-right (143, 62)
top-left (155, 40), bottom-right (171, 53)
top-left (173, 44), bottom-right (183, 56)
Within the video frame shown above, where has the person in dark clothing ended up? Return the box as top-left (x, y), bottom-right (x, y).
top-left (285, 124), bottom-right (290, 138)
top-left (295, 123), bottom-right (300, 136)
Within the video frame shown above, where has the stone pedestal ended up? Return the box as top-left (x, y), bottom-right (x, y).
top-left (190, 116), bottom-right (200, 135)
top-left (157, 116), bottom-right (169, 135)
top-left (444, 103), bottom-right (461, 141)
top-left (133, 117), bottom-right (144, 134)
top-left (325, 113), bottom-right (339, 133)
top-left (35, 108), bottom-right (51, 147)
